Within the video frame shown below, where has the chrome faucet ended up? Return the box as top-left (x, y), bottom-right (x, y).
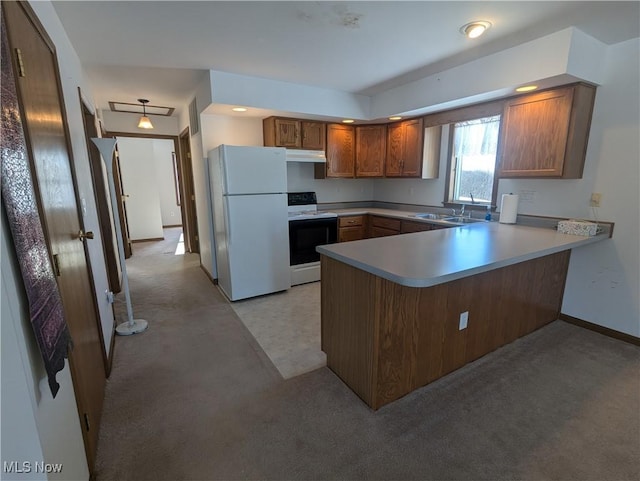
top-left (452, 204), bottom-right (466, 217)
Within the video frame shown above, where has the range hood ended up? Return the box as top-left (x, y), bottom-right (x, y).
top-left (285, 149), bottom-right (326, 163)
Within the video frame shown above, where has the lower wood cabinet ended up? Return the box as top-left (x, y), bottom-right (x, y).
top-left (338, 215), bottom-right (367, 242)
top-left (369, 215), bottom-right (401, 237)
top-left (339, 214), bottom-right (451, 241)
top-left (400, 220), bottom-right (433, 233)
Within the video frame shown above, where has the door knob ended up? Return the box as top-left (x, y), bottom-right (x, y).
top-left (78, 230), bottom-right (94, 241)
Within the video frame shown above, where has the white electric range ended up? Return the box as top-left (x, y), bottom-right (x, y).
top-left (287, 192), bottom-right (338, 285)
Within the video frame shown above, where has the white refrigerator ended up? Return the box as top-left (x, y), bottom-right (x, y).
top-left (208, 145), bottom-right (291, 301)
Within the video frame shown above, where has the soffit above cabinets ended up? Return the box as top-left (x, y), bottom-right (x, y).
top-left (108, 101), bottom-right (175, 117)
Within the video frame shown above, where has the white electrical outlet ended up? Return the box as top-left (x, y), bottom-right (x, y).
top-left (105, 290), bottom-right (115, 304)
top-left (590, 193), bottom-right (602, 207)
top-left (459, 311), bottom-right (469, 330)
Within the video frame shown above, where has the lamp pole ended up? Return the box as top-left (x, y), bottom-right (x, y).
top-left (91, 137), bottom-right (148, 335)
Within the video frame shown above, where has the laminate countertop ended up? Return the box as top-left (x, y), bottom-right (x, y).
top-left (317, 221), bottom-right (610, 288)
top-left (331, 207), bottom-right (456, 227)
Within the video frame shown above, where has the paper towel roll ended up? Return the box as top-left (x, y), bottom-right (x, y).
top-left (499, 193), bottom-right (519, 224)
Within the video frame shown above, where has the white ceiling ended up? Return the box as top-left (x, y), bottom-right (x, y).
top-left (52, 1), bottom-right (639, 117)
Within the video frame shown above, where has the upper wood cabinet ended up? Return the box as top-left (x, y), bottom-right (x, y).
top-left (498, 83), bottom-right (596, 178)
top-left (301, 121), bottom-right (326, 150)
top-left (355, 125), bottom-right (386, 177)
top-left (385, 118), bottom-right (424, 177)
top-left (263, 117), bottom-right (326, 150)
top-left (324, 123), bottom-right (355, 178)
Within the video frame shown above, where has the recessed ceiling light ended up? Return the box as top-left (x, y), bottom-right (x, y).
top-left (516, 85), bottom-right (538, 92)
top-left (460, 21), bottom-right (492, 39)
top-left (232, 107), bottom-right (248, 112)
top-left (342, 119), bottom-right (355, 124)
top-left (389, 116), bottom-right (402, 121)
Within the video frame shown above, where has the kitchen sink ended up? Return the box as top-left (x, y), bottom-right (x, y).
top-left (413, 213), bottom-right (437, 219)
top-left (412, 213), bottom-right (450, 220)
top-left (441, 216), bottom-right (485, 224)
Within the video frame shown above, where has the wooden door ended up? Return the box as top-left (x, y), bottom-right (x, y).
top-left (3, 1), bottom-right (106, 472)
top-left (81, 97), bottom-right (121, 293)
top-left (401, 118), bottom-right (423, 177)
top-left (326, 123), bottom-right (355, 177)
top-left (179, 128), bottom-right (199, 253)
top-left (112, 146), bottom-right (132, 257)
top-left (355, 125), bottom-right (386, 177)
top-left (301, 121), bottom-right (325, 150)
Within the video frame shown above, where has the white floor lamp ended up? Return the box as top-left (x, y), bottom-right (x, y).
top-left (92, 137), bottom-right (149, 336)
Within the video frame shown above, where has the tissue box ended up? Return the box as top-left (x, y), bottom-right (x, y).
top-left (557, 220), bottom-right (598, 236)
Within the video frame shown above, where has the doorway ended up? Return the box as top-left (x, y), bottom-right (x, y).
top-left (80, 92), bottom-right (122, 294)
top-left (104, 131), bottom-right (199, 255)
top-left (179, 127), bottom-right (199, 253)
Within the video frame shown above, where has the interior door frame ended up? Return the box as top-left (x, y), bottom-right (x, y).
top-left (79, 88), bottom-right (122, 295)
top-left (105, 130), bottom-right (190, 247)
top-left (178, 127), bottom-right (199, 253)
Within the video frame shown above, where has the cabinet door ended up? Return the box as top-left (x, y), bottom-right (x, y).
top-left (326, 124), bottom-right (355, 178)
top-left (370, 226), bottom-right (398, 238)
top-left (339, 226), bottom-right (366, 242)
top-left (370, 215), bottom-right (401, 232)
top-left (274, 118), bottom-right (301, 148)
top-left (355, 125), bottom-right (386, 177)
top-left (385, 123), bottom-right (404, 177)
top-left (499, 87), bottom-right (573, 177)
top-left (401, 118), bottom-right (424, 177)
top-left (301, 121), bottom-right (326, 150)
top-left (400, 220), bottom-right (432, 233)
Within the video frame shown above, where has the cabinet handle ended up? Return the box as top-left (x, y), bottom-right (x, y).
top-left (347, 220), bottom-right (356, 224)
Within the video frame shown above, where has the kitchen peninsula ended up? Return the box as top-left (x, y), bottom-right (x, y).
top-left (317, 222), bottom-right (611, 410)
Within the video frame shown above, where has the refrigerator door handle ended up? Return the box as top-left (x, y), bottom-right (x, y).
top-left (224, 202), bottom-right (232, 245)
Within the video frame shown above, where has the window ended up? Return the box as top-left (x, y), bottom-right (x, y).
top-left (448, 115), bottom-right (500, 205)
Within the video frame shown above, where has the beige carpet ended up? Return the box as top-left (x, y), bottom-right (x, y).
top-left (229, 282), bottom-right (326, 379)
top-left (97, 229), bottom-right (640, 481)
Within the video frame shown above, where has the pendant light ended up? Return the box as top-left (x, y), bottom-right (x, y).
top-left (137, 98), bottom-right (154, 129)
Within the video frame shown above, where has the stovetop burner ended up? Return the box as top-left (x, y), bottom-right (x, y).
top-left (287, 192), bottom-right (337, 221)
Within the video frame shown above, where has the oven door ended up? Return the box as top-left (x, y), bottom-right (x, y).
top-left (289, 217), bottom-right (338, 266)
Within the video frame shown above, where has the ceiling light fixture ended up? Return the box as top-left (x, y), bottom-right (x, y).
top-left (389, 116), bottom-right (402, 121)
top-left (516, 85), bottom-right (538, 92)
top-left (232, 107), bottom-right (248, 112)
top-left (460, 21), bottom-right (492, 39)
top-left (137, 99), bottom-right (154, 129)
top-left (342, 119), bottom-right (355, 124)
